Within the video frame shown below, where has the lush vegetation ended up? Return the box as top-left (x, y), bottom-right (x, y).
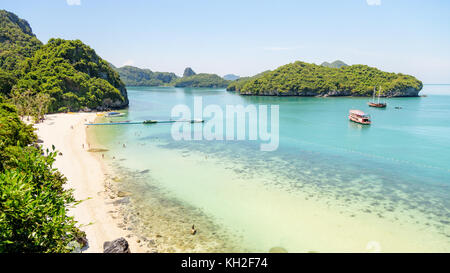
top-left (173, 73), bottom-right (230, 88)
top-left (15, 39), bottom-right (128, 112)
top-left (230, 61), bottom-right (422, 97)
top-left (9, 89), bottom-right (51, 122)
top-left (0, 10), bottom-right (128, 114)
top-left (0, 100), bottom-right (85, 252)
top-left (112, 65), bottom-right (178, 86)
top-left (0, 10), bottom-right (42, 72)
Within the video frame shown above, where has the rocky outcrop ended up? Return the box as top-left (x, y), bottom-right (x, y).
top-left (103, 237), bottom-right (131, 253)
top-left (183, 67), bottom-right (196, 77)
top-left (384, 87), bottom-right (421, 97)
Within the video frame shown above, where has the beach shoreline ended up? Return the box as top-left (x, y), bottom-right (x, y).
top-left (34, 113), bottom-right (149, 253)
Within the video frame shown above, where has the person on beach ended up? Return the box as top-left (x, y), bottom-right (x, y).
top-left (82, 144), bottom-right (84, 149)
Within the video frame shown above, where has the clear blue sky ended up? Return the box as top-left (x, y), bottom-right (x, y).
top-left (2, 0), bottom-right (450, 83)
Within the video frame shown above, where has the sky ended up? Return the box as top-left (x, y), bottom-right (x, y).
top-left (2, 0), bottom-right (450, 83)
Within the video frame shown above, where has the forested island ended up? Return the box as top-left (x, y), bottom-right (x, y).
top-left (0, 10), bottom-right (128, 114)
top-left (113, 65), bottom-right (230, 88)
top-left (111, 64), bottom-right (178, 86)
top-left (226, 61), bottom-right (422, 97)
top-left (172, 67), bottom-right (230, 88)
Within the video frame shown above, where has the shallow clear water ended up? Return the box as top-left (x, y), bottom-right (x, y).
top-left (89, 85), bottom-right (450, 252)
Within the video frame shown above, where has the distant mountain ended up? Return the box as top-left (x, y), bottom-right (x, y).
top-left (112, 65), bottom-right (178, 86)
top-left (321, 60), bottom-right (348, 69)
top-left (183, 67), bottom-right (196, 77)
top-left (223, 74), bottom-right (240, 81)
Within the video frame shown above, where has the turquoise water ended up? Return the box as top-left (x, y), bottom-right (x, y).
top-left (91, 84), bottom-right (450, 252)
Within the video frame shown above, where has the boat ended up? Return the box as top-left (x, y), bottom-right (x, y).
top-left (105, 111), bottom-right (125, 117)
top-left (349, 110), bottom-right (371, 125)
top-left (368, 86), bottom-right (387, 108)
top-left (143, 120), bottom-right (158, 124)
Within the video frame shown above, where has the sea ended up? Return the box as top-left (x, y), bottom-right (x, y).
top-left (88, 84), bottom-right (450, 252)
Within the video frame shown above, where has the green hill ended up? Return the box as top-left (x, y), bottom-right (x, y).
top-left (0, 10), bottom-right (42, 72)
top-left (173, 73), bottom-right (230, 88)
top-left (232, 61), bottom-right (422, 97)
top-left (0, 10), bottom-right (128, 112)
top-left (16, 39), bottom-right (128, 112)
top-left (113, 65), bottom-right (178, 86)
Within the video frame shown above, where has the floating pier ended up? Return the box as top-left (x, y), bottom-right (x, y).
top-left (85, 119), bottom-right (204, 126)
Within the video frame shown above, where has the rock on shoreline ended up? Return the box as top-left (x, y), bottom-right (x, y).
top-left (103, 237), bottom-right (131, 253)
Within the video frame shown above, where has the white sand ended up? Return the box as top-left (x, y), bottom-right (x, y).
top-left (34, 113), bottom-right (145, 253)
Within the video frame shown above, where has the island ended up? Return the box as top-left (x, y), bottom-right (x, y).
top-left (111, 64), bottom-right (178, 86)
top-left (226, 61), bottom-right (422, 97)
top-left (173, 67), bottom-right (230, 88)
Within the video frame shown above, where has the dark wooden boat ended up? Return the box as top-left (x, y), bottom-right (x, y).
top-left (368, 86), bottom-right (387, 108)
top-left (368, 102), bottom-right (387, 108)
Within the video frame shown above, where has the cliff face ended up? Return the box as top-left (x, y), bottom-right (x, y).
top-left (183, 67), bottom-right (196, 77)
top-left (234, 61), bottom-right (422, 97)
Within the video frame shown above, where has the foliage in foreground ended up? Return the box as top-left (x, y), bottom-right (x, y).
top-left (0, 101), bottom-right (84, 252)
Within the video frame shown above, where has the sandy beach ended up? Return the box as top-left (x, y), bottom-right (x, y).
top-left (34, 113), bottom-right (147, 253)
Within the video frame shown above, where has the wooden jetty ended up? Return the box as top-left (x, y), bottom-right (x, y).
top-left (85, 119), bottom-right (204, 126)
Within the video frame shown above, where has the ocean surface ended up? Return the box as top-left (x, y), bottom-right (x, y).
top-left (89, 84), bottom-right (450, 252)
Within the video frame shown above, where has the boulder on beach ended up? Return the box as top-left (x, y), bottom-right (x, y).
top-left (103, 237), bottom-right (131, 253)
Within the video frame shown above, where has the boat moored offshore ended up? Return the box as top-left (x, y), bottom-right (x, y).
top-left (368, 86), bottom-right (387, 108)
top-left (348, 110), bottom-right (371, 125)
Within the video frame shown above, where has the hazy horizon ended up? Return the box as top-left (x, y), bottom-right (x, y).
top-left (2, 0), bottom-right (450, 83)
